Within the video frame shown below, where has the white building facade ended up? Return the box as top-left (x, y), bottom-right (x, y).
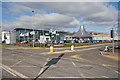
top-left (2, 31), bottom-right (16, 44)
top-left (93, 34), bottom-right (119, 41)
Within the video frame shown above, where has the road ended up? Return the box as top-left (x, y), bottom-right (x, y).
top-left (1, 43), bottom-right (119, 80)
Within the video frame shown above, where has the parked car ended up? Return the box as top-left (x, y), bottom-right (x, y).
top-left (64, 40), bottom-right (71, 43)
top-left (21, 41), bottom-right (28, 43)
top-left (2, 40), bottom-right (6, 43)
top-left (16, 41), bottom-right (22, 43)
top-left (52, 40), bottom-right (59, 45)
top-left (35, 41), bottom-right (39, 43)
top-left (60, 40), bottom-right (64, 44)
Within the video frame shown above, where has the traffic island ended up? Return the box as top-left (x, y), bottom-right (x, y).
top-left (100, 47), bottom-right (119, 61)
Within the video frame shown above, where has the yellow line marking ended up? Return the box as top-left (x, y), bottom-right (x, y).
top-left (11, 65), bottom-right (38, 68)
top-left (102, 64), bottom-right (119, 75)
top-left (10, 59), bottom-right (25, 67)
top-left (42, 77), bottom-right (88, 78)
top-left (37, 57), bottom-right (50, 77)
top-left (70, 55), bottom-right (89, 62)
top-left (39, 67), bottom-right (45, 74)
top-left (76, 47), bottom-right (101, 52)
top-left (71, 61), bottom-right (76, 67)
top-left (115, 71), bottom-right (120, 74)
top-left (30, 54), bottom-right (33, 56)
top-left (29, 77), bottom-right (96, 78)
top-left (102, 76), bottom-right (109, 78)
top-left (1, 64), bottom-right (28, 78)
top-left (70, 59), bottom-right (86, 80)
top-left (79, 65), bottom-right (92, 67)
top-left (2, 67), bottom-right (17, 76)
top-left (102, 64), bottom-right (114, 67)
top-left (10, 53), bottom-right (37, 67)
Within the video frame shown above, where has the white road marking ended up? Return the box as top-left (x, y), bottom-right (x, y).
top-left (102, 76), bottom-right (109, 78)
top-left (1, 64), bottom-right (28, 78)
top-left (2, 67), bottom-right (17, 76)
top-left (115, 71), bottom-right (120, 74)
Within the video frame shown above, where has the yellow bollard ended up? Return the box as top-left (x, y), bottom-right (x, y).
top-left (50, 46), bottom-right (53, 52)
top-left (71, 45), bottom-right (74, 50)
top-left (104, 46), bottom-right (108, 52)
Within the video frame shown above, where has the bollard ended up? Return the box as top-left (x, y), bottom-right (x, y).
top-left (50, 46), bottom-right (53, 52)
top-left (104, 46), bottom-right (108, 52)
top-left (71, 45), bottom-right (74, 50)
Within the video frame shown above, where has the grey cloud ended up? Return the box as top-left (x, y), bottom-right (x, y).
top-left (2, 13), bottom-right (80, 31)
top-left (15, 2), bottom-right (118, 25)
top-left (2, 2), bottom-right (118, 31)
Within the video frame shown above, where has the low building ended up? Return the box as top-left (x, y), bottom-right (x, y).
top-left (2, 28), bottom-right (66, 44)
top-left (93, 34), bottom-right (119, 41)
top-left (2, 31), bottom-right (16, 44)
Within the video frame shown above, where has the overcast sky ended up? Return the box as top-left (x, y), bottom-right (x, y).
top-left (2, 1), bottom-right (119, 33)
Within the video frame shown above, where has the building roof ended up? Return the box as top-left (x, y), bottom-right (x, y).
top-left (72, 25), bottom-right (93, 38)
top-left (14, 28), bottom-right (66, 33)
top-left (14, 28), bottom-right (47, 31)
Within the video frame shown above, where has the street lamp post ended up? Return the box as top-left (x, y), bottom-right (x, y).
top-left (32, 10), bottom-right (35, 47)
top-left (110, 28), bottom-right (114, 55)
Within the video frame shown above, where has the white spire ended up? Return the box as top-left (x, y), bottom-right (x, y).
top-left (81, 25), bottom-right (84, 29)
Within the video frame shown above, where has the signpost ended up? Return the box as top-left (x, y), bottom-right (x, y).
top-left (111, 28), bottom-right (114, 55)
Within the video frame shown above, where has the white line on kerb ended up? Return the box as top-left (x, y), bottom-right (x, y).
top-left (2, 67), bottom-right (17, 76)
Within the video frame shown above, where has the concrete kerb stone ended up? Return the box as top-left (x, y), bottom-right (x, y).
top-left (100, 51), bottom-right (119, 61)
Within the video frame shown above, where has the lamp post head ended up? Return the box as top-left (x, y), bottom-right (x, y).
top-left (32, 10), bottom-right (34, 13)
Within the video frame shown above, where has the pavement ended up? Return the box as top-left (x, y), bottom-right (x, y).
top-left (1, 43), bottom-right (120, 80)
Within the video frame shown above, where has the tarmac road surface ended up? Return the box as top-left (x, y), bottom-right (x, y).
top-left (1, 43), bottom-right (119, 79)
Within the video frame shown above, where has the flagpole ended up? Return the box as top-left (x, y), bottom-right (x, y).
top-left (40, 32), bottom-right (41, 47)
top-left (24, 28), bottom-right (26, 41)
top-left (19, 30), bottom-right (20, 41)
top-left (32, 10), bottom-right (35, 47)
top-left (43, 29), bottom-right (45, 47)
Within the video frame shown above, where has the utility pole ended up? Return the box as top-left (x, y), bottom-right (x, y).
top-left (32, 10), bottom-right (35, 47)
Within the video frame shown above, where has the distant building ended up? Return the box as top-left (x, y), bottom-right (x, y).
top-left (2, 28), bottom-right (66, 44)
top-left (64, 35), bottom-right (72, 40)
top-left (2, 31), bottom-right (16, 44)
top-left (93, 34), bottom-right (119, 41)
top-left (65, 25), bottom-right (119, 41)
top-left (72, 25), bottom-right (92, 40)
